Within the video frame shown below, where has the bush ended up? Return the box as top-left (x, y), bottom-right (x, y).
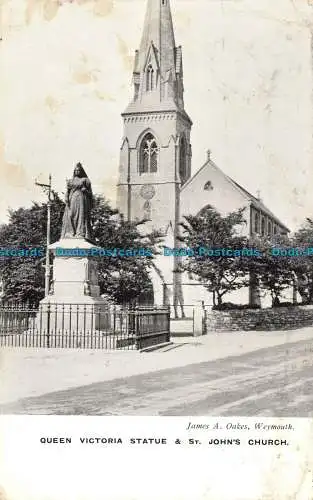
top-left (212, 302), bottom-right (261, 311)
top-left (271, 301), bottom-right (313, 308)
top-left (272, 301), bottom-right (294, 308)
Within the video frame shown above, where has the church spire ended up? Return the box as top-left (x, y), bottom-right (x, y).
top-left (137, 0), bottom-right (176, 77)
top-left (126, 0), bottom-right (187, 114)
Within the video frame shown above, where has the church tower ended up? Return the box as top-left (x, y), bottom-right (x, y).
top-left (116, 0), bottom-right (192, 307)
top-left (117, 0), bottom-right (192, 232)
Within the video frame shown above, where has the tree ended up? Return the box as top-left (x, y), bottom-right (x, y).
top-left (91, 195), bottom-right (162, 305)
top-left (179, 205), bottom-right (251, 306)
top-left (248, 233), bottom-right (295, 306)
top-left (291, 219), bottom-right (313, 303)
top-left (0, 194), bottom-right (161, 305)
top-left (0, 191), bottom-right (64, 304)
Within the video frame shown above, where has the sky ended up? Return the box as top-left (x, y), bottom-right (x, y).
top-left (0, 0), bottom-right (313, 232)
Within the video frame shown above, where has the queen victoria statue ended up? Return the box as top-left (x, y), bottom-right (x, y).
top-left (61, 162), bottom-right (93, 241)
top-left (39, 163), bottom-right (109, 333)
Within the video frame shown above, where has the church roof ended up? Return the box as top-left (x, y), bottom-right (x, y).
top-left (229, 178), bottom-right (290, 232)
top-left (181, 159), bottom-right (290, 232)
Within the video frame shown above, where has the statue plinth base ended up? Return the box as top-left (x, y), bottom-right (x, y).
top-left (38, 238), bottom-right (110, 332)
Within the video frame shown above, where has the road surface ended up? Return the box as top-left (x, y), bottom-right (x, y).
top-left (1, 337), bottom-right (313, 416)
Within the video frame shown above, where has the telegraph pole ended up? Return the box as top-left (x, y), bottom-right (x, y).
top-left (35, 175), bottom-right (52, 297)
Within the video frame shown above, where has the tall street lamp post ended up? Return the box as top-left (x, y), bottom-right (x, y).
top-left (35, 175), bottom-right (52, 297)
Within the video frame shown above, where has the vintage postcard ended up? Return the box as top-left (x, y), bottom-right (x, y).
top-left (1, 0), bottom-right (313, 499)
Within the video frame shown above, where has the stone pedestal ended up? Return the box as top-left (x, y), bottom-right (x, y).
top-left (38, 238), bottom-right (110, 332)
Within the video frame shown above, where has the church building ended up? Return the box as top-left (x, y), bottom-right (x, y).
top-left (116, 0), bottom-right (289, 310)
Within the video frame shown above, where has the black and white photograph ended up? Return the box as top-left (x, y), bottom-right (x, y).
top-left (1, 0), bottom-right (313, 416)
top-left (0, 0), bottom-right (313, 497)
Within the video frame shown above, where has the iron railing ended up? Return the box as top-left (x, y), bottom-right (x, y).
top-left (0, 303), bottom-right (170, 350)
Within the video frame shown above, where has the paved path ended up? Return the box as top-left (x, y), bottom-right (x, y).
top-left (1, 336), bottom-right (313, 416)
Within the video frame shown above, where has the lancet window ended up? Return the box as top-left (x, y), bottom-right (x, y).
top-left (254, 212), bottom-right (259, 234)
top-left (179, 137), bottom-right (188, 185)
top-left (146, 64), bottom-right (154, 91)
top-left (139, 133), bottom-right (158, 174)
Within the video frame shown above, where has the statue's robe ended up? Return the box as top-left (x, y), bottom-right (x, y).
top-left (61, 177), bottom-right (93, 240)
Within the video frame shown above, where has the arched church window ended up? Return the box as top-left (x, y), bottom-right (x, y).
top-left (254, 212), bottom-right (259, 234)
top-left (146, 64), bottom-right (154, 91)
top-left (179, 137), bottom-right (188, 185)
top-left (261, 217), bottom-right (265, 236)
top-left (139, 133), bottom-right (158, 174)
top-left (268, 221), bottom-right (272, 236)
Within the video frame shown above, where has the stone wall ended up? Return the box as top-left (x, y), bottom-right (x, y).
top-left (205, 305), bottom-right (313, 332)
